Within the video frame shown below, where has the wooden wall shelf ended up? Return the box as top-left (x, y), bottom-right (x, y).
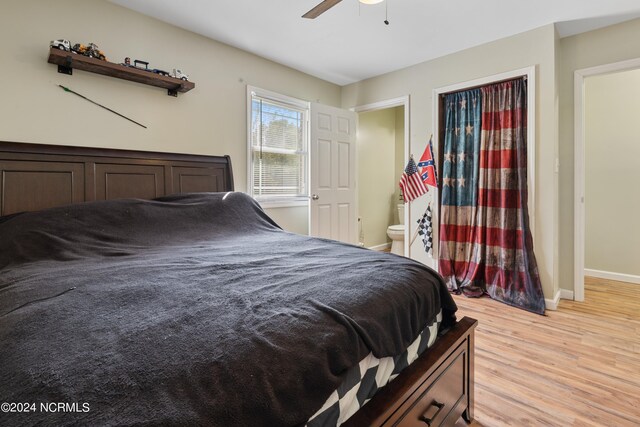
top-left (47, 48), bottom-right (195, 96)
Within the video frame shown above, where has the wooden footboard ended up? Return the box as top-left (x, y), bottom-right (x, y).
top-left (344, 316), bottom-right (477, 427)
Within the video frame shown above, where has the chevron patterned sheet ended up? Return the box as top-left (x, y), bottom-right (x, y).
top-left (307, 310), bottom-right (444, 427)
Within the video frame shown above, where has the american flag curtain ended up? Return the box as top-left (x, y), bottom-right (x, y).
top-left (438, 79), bottom-right (545, 314)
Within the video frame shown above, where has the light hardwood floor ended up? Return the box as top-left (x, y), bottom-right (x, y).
top-left (453, 277), bottom-right (640, 427)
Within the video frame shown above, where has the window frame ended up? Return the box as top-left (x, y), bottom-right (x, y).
top-left (246, 86), bottom-right (310, 208)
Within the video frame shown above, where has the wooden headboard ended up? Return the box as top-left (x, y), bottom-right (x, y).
top-left (0, 141), bottom-right (234, 216)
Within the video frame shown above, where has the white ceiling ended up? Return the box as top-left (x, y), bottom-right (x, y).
top-left (110, 0), bottom-right (640, 85)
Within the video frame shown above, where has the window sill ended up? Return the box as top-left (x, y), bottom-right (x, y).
top-left (257, 198), bottom-right (309, 209)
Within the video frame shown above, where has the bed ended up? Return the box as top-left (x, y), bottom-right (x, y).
top-left (0, 141), bottom-right (476, 427)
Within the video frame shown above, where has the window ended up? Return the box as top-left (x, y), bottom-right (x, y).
top-left (248, 87), bottom-right (309, 205)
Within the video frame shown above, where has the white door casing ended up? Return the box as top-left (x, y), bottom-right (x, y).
top-left (573, 57), bottom-right (640, 302)
top-left (309, 103), bottom-right (357, 244)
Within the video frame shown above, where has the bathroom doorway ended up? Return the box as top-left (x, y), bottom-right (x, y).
top-left (354, 97), bottom-right (409, 255)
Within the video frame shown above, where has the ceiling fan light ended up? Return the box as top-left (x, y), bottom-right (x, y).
top-left (359, 0), bottom-right (384, 4)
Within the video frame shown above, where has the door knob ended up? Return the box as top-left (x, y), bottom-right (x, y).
top-left (311, 194), bottom-right (319, 200)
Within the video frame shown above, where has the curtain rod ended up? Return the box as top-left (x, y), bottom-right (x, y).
top-left (439, 75), bottom-right (527, 96)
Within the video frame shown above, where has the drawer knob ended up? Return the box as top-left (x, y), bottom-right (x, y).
top-left (419, 401), bottom-right (444, 425)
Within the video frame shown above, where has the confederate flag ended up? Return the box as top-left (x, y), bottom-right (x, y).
top-left (418, 136), bottom-right (438, 188)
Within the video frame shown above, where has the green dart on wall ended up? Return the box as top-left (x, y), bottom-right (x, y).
top-left (58, 85), bottom-right (147, 129)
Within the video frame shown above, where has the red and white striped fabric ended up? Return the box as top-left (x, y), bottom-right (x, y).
top-left (399, 157), bottom-right (427, 202)
top-left (438, 78), bottom-right (545, 315)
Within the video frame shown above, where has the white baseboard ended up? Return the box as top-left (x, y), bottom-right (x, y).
top-left (559, 289), bottom-right (574, 300)
top-left (584, 268), bottom-right (640, 285)
top-left (368, 243), bottom-right (391, 251)
top-left (544, 290), bottom-right (561, 311)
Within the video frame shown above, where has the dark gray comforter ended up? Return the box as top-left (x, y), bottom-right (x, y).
top-left (0, 192), bottom-right (456, 426)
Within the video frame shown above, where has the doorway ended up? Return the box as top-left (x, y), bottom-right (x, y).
top-left (574, 59), bottom-right (640, 300)
top-left (354, 97), bottom-right (410, 255)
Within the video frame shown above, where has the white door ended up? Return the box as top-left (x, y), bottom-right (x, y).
top-left (309, 103), bottom-right (357, 244)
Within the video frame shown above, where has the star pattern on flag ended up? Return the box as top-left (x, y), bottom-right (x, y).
top-left (455, 127), bottom-right (460, 136)
top-left (458, 177), bottom-right (466, 187)
top-left (458, 152), bottom-right (466, 162)
top-left (443, 177), bottom-right (452, 186)
top-left (465, 124), bottom-right (473, 135)
top-left (460, 99), bottom-right (467, 109)
top-left (444, 152), bottom-right (454, 162)
top-left (399, 157), bottom-right (427, 202)
top-left (416, 136), bottom-right (438, 189)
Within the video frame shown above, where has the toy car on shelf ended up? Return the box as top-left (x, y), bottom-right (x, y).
top-left (172, 69), bottom-right (189, 81)
top-left (133, 59), bottom-right (149, 70)
top-left (152, 69), bottom-right (171, 77)
top-left (72, 43), bottom-right (107, 61)
top-left (120, 57), bottom-right (188, 81)
top-left (121, 57), bottom-right (144, 69)
top-left (50, 39), bottom-right (71, 51)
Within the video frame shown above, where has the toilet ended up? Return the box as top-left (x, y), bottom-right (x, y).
top-left (387, 204), bottom-right (405, 256)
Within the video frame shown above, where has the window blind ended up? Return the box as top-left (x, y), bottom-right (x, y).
top-left (250, 96), bottom-right (307, 199)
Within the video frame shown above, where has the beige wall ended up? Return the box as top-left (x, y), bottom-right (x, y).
top-left (558, 18), bottom-right (640, 291)
top-left (0, 0), bottom-right (340, 233)
top-left (265, 206), bottom-right (309, 236)
top-left (342, 25), bottom-right (559, 299)
top-left (584, 70), bottom-right (640, 276)
top-left (357, 108), bottom-right (400, 248)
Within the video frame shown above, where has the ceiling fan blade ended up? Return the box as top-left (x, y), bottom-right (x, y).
top-left (302, 0), bottom-right (343, 19)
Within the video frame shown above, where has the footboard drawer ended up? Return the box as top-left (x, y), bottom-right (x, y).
top-left (343, 317), bottom-right (476, 427)
top-left (390, 342), bottom-right (467, 426)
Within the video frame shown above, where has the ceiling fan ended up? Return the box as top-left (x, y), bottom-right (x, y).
top-left (302, 0), bottom-right (384, 19)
